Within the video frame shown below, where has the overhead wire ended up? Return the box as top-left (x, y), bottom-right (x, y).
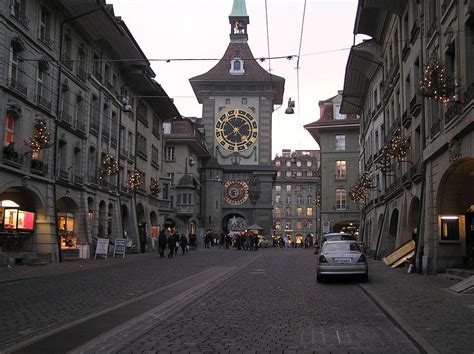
top-left (295, 0), bottom-right (307, 150)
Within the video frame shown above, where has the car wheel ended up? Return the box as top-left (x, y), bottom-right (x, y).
top-left (317, 273), bottom-right (324, 283)
top-left (361, 273), bottom-right (368, 283)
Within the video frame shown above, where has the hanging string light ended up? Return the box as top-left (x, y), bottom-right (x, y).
top-left (349, 184), bottom-right (367, 204)
top-left (128, 169), bottom-right (142, 189)
top-left (359, 172), bottom-right (376, 189)
top-left (150, 178), bottom-right (160, 195)
top-left (24, 119), bottom-right (52, 152)
top-left (419, 56), bottom-right (457, 104)
top-left (98, 153), bottom-right (119, 181)
top-left (377, 146), bottom-right (393, 173)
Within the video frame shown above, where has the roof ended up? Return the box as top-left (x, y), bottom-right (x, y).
top-left (340, 40), bottom-right (382, 115)
top-left (230, 0), bottom-right (248, 17)
top-left (189, 42), bottom-right (285, 104)
top-left (176, 174), bottom-right (197, 189)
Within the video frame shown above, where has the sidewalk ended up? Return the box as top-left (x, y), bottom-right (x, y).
top-left (362, 260), bottom-right (474, 353)
top-left (0, 250), bottom-right (157, 283)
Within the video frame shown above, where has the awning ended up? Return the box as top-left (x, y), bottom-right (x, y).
top-left (340, 40), bottom-right (382, 115)
top-left (246, 224), bottom-right (264, 230)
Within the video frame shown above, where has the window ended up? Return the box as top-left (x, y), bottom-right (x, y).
top-left (93, 52), bottom-right (101, 79)
top-left (285, 220), bottom-right (291, 229)
top-left (63, 33), bottom-right (72, 68)
top-left (286, 196), bottom-right (291, 204)
top-left (90, 95), bottom-right (99, 131)
top-left (8, 43), bottom-right (21, 87)
top-left (4, 112), bottom-right (15, 146)
top-left (307, 171), bottom-right (313, 177)
top-left (225, 98), bottom-right (230, 105)
top-left (286, 161), bottom-right (291, 167)
top-left (296, 207), bottom-right (303, 216)
top-left (151, 145), bottom-right (159, 167)
top-left (286, 170), bottom-right (292, 177)
top-left (163, 122), bottom-right (171, 135)
top-left (168, 173), bottom-right (175, 187)
top-left (275, 185), bottom-right (281, 192)
top-left (296, 171), bottom-right (302, 177)
top-left (275, 195), bottom-right (281, 204)
top-left (230, 58), bottom-right (244, 74)
top-left (277, 170), bottom-right (281, 177)
top-left (11, 0), bottom-right (26, 22)
top-left (241, 98), bottom-right (247, 105)
top-left (39, 6), bottom-right (51, 45)
top-left (307, 195), bottom-right (312, 205)
top-left (162, 183), bottom-right (169, 199)
top-left (274, 220), bottom-right (281, 230)
top-left (335, 160), bottom-right (347, 179)
top-left (286, 185), bottom-right (291, 192)
top-left (296, 161), bottom-right (301, 167)
top-left (297, 195), bottom-right (303, 204)
top-left (286, 209), bottom-right (291, 218)
top-left (152, 114), bottom-right (161, 138)
top-left (274, 208), bottom-right (281, 218)
top-left (307, 161), bottom-right (312, 167)
top-left (296, 221), bottom-right (303, 230)
top-left (275, 160), bottom-right (281, 167)
top-left (334, 104), bottom-right (346, 120)
top-left (335, 135), bottom-right (346, 150)
top-left (336, 188), bottom-right (347, 210)
top-left (440, 217), bottom-right (460, 241)
top-left (165, 146), bottom-right (175, 161)
top-left (36, 66), bottom-right (45, 99)
top-left (306, 207), bottom-right (313, 216)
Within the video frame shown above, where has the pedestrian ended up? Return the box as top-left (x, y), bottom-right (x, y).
top-left (180, 234), bottom-right (188, 255)
top-left (225, 233), bottom-right (231, 249)
top-left (173, 230), bottom-right (180, 254)
top-left (158, 229), bottom-right (167, 258)
top-left (167, 231), bottom-right (175, 258)
top-left (219, 232), bottom-right (225, 248)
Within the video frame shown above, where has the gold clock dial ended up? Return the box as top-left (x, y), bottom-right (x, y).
top-left (215, 109), bottom-right (258, 152)
top-left (223, 180), bottom-right (249, 205)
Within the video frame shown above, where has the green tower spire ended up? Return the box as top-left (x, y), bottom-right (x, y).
top-left (230, 0), bottom-right (248, 17)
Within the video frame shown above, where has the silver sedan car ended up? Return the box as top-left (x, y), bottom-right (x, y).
top-left (316, 241), bottom-right (368, 282)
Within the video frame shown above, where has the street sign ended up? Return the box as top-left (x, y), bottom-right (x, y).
top-left (95, 238), bottom-right (109, 259)
top-left (322, 220), bottom-right (330, 234)
top-left (113, 239), bottom-right (127, 259)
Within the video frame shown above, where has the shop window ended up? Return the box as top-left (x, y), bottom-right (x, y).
top-left (440, 217), bottom-right (460, 241)
top-left (296, 207), bottom-right (303, 216)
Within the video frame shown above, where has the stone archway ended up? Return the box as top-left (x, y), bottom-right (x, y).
top-left (98, 201), bottom-right (107, 238)
top-left (150, 210), bottom-right (158, 227)
top-left (0, 186), bottom-right (49, 255)
top-left (121, 204), bottom-right (130, 239)
top-left (222, 213), bottom-right (247, 233)
top-left (136, 204), bottom-right (145, 225)
top-left (56, 196), bottom-right (80, 252)
top-left (403, 197), bottom-right (421, 244)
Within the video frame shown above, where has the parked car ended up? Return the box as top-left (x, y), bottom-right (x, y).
top-left (319, 232), bottom-right (357, 247)
top-left (316, 240), bottom-right (368, 283)
top-left (258, 235), bottom-right (269, 248)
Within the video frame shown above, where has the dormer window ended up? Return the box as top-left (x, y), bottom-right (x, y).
top-left (229, 58), bottom-right (244, 75)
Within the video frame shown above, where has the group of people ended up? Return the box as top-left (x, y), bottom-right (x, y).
top-left (157, 229), bottom-right (189, 258)
top-left (273, 234), bottom-right (314, 249)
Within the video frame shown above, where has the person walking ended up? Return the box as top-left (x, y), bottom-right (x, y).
top-left (225, 233), bottom-right (231, 250)
top-left (158, 229), bottom-right (167, 258)
top-left (167, 231), bottom-right (175, 258)
top-left (173, 231), bottom-right (180, 255)
top-left (179, 234), bottom-right (188, 255)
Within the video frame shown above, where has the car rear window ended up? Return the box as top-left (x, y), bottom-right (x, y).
top-left (323, 242), bottom-right (360, 252)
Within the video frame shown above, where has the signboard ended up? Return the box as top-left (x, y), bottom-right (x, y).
top-left (322, 220), bottom-right (330, 234)
top-left (3, 209), bottom-right (35, 230)
top-left (4, 209), bottom-right (18, 229)
top-left (113, 239), bottom-right (127, 259)
top-left (150, 226), bottom-right (159, 240)
top-left (95, 238), bottom-right (109, 259)
top-left (18, 211), bottom-right (34, 230)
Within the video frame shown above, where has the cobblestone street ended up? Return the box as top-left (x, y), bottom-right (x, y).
top-left (1, 247), bottom-right (473, 353)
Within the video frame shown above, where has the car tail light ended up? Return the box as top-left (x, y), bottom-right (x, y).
top-left (319, 254), bottom-right (327, 263)
top-left (358, 254), bottom-right (366, 263)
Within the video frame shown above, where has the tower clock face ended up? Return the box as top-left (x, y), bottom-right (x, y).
top-left (223, 180), bottom-right (249, 205)
top-left (215, 109), bottom-right (258, 152)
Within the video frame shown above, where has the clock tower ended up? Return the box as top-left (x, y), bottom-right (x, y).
top-left (190, 0), bottom-right (285, 235)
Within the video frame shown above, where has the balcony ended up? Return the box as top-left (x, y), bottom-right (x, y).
top-left (445, 102), bottom-right (463, 126)
top-left (159, 199), bottom-right (172, 212)
top-left (36, 95), bottom-right (51, 111)
top-left (8, 78), bottom-right (27, 96)
top-left (77, 67), bottom-right (87, 81)
top-left (386, 178), bottom-right (402, 196)
top-left (431, 120), bottom-right (441, 137)
top-left (11, 10), bottom-right (30, 28)
top-left (76, 120), bottom-right (86, 134)
top-left (401, 109), bottom-right (412, 128)
top-left (409, 94), bottom-right (422, 116)
top-left (73, 174), bottom-right (83, 185)
top-left (62, 54), bottom-right (72, 70)
top-left (120, 185), bottom-right (132, 195)
top-left (59, 111), bottom-right (73, 125)
top-left (38, 30), bottom-right (54, 48)
top-left (58, 169), bottom-right (69, 181)
top-left (176, 205), bottom-right (194, 217)
top-left (2, 147), bottom-right (23, 168)
top-left (30, 159), bottom-right (47, 176)
top-left (93, 71), bottom-right (102, 82)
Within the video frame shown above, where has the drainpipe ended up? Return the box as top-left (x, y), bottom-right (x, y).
top-left (53, 6), bottom-right (102, 262)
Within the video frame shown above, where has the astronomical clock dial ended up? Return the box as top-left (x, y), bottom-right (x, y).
top-left (215, 109), bottom-right (258, 152)
top-left (223, 180), bottom-right (249, 205)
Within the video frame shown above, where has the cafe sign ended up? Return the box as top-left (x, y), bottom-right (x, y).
top-left (3, 209), bottom-right (35, 230)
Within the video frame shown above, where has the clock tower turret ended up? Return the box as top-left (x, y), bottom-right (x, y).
top-left (190, 0), bottom-right (285, 236)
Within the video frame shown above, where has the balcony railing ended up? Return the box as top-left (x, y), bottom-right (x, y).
top-left (445, 102), bottom-right (463, 125)
top-left (58, 169), bottom-right (69, 181)
top-left (30, 159), bottom-right (47, 175)
top-left (11, 10), bottom-right (30, 27)
top-left (76, 120), bottom-right (86, 133)
top-left (2, 150), bottom-right (23, 167)
top-left (36, 95), bottom-right (51, 110)
top-left (62, 54), bottom-right (72, 70)
top-left (73, 174), bottom-right (83, 185)
top-left (176, 205), bottom-right (194, 217)
top-left (59, 111), bottom-right (73, 125)
top-left (8, 78), bottom-right (27, 96)
top-left (431, 119), bottom-right (441, 137)
top-left (38, 30), bottom-right (54, 48)
top-left (77, 67), bottom-right (87, 81)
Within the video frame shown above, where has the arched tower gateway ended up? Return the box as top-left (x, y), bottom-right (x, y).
top-left (190, 0), bottom-right (285, 235)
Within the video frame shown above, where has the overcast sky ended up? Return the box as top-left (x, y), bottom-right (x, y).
top-left (111, 0), bottom-right (360, 155)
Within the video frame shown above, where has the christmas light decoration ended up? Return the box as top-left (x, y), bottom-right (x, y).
top-left (349, 184), bottom-right (366, 204)
top-left (377, 146), bottom-right (393, 173)
top-left (386, 130), bottom-right (411, 161)
top-left (419, 57), bottom-right (457, 104)
top-left (24, 119), bottom-right (52, 152)
top-left (128, 169), bottom-right (142, 189)
top-left (360, 172), bottom-right (376, 189)
top-left (150, 178), bottom-right (161, 195)
top-left (98, 153), bottom-right (119, 181)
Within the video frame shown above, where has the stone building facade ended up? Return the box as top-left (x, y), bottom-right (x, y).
top-left (305, 92), bottom-right (361, 238)
top-left (272, 149), bottom-right (320, 244)
top-left (340, 0), bottom-right (474, 274)
top-left (0, 0), bottom-right (178, 264)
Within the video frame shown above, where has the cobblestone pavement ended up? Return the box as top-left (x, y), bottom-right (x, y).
top-left (1, 247), bottom-right (474, 353)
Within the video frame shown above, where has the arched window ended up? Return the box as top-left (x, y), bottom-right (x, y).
top-left (229, 58), bottom-right (244, 75)
top-left (336, 188), bottom-right (347, 210)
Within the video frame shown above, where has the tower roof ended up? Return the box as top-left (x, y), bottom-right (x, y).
top-left (230, 0), bottom-right (248, 17)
